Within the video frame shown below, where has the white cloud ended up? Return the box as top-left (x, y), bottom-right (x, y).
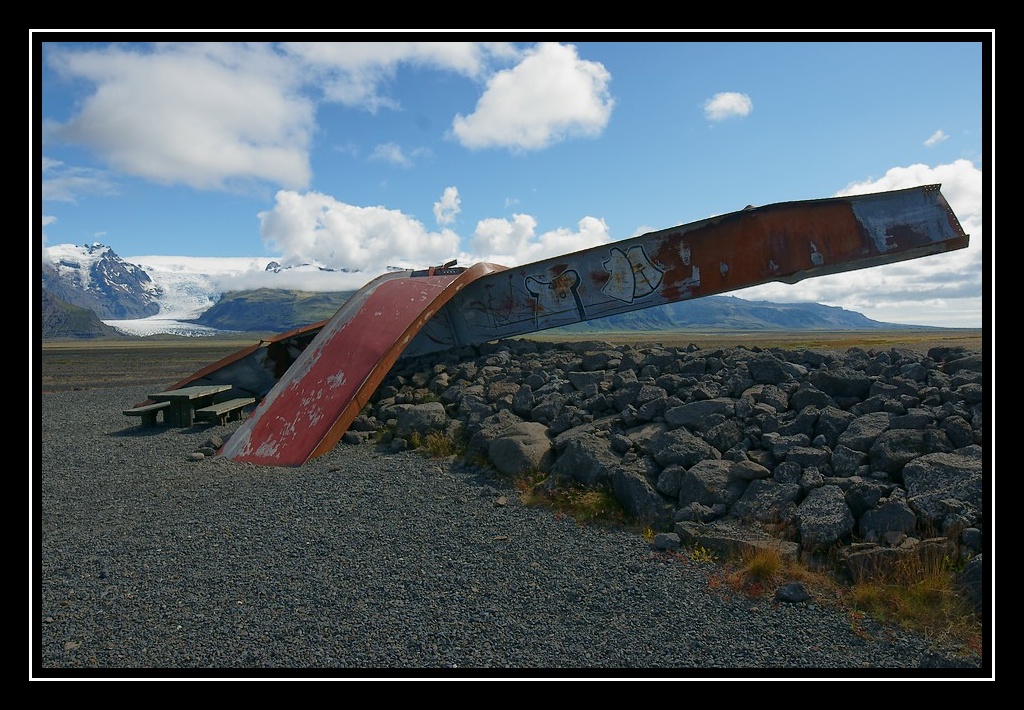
top-left (41, 41), bottom-right (524, 197)
top-left (451, 42), bottom-right (614, 151)
top-left (46, 43), bottom-right (315, 192)
top-left (731, 159), bottom-right (984, 328)
top-left (433, 187), bottom-right (460, 226)
top-left (257, 190), bottom-right (462, 274)
top-left (467, 214), bottom-right (611, 266)
top-left (369, 142), bottom-right (412, 167)
top-left (41, 158), bottom-right (118, 203)
top-left (283, 41), bottom-right (518, 112)
top-left (703, 92), bottom-right (753, 121)
top-left (41, 215), bottom-right (56, 255)
top-left (924, 129), bottom-right (949, 147)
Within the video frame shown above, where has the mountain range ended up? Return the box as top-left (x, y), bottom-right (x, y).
top-left (39, 243), bottom-right (932, 340)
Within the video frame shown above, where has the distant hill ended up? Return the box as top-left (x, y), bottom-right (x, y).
top-left (552, 294), bottom-right (921, 334)
top-left (40, 288), bottom-right (126, 340)
top-left (190, 289), bottom-right (928, 335)
top-left (191, 289), bottom-right (356, 332)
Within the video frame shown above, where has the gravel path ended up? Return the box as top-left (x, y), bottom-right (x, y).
top-left (35, 386), bottom-right (986, 678)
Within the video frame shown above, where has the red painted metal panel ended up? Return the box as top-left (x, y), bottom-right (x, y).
top-left (218, 263), bottom-right (505, 466)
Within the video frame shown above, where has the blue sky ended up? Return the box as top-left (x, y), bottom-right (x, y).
top-left (35, 34), bottom-right (991, 328)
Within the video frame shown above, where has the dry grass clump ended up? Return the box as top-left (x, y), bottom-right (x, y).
top-left (707, 543), bottom-right (983, 656)
top-left (847, 551), bottom-right (982, 654)
top-left (512, 472), bottom-right (629, 525)
top-left (411, 430), bottom-right (462, 458)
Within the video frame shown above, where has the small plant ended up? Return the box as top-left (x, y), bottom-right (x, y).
top-left (403, 429), bottom-right (465, 459)
top-left (718, 545), bottom-right (786, 598)
top-left (512, 470), bottom-right (548, 500)
top-left (741, 546), bottom-right (784, 583)
top-left (373, 425), bottom-right (395, 445)
top-left (420, 430), bottom-right (462, 458)
top-left (690, 545), bottom-right (717, 564)
top-left (513, 473), bottom-right (628, 525)
top-left (848, 548), bottom-right (981, 652)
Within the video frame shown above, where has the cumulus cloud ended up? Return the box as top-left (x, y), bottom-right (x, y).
top-left (924, 129), bottom-right (949, 147)
top-left (433, 187), bottom-right (460, 226)
top-left (41, 157), bottom-right (118, 203)
top-left (369, 142), bottom-right (412, 167)
top-left (467, 214), bottom-right (611, 266)
top-left (257, 190), bottom-right (462, 274)
top-left (451, 42), bottom-right (614, 151)
top-left (703, 92), bottom-right (753, 121)
top-left (46, 43), bottom-right (315, 192)
top-left (283, 41), bottom-right (518, 112)
top-left (40, 41), bottom-right (531, 196)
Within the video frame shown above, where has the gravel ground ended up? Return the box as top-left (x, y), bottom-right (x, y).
top-left (35, 385), bottom-right (988, 679)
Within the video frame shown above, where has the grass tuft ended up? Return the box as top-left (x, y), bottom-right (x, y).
top-left (848, 551), bottom-right (981, 650)
top-left (408, 430), bottom-right (464, 458)
top-left (513, 472), bottom-right (628, 525)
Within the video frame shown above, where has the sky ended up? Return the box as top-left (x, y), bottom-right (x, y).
top-left (34, 34), bottom-right (992, 329)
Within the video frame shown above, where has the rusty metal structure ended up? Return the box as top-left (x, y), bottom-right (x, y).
top-left (150, 184), bottom-right (969, 467)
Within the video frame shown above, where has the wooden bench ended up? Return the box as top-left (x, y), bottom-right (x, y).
top-left (194, 397), bottom-right (256, 426)
top-left (123, 401), bottom-right (171, 427)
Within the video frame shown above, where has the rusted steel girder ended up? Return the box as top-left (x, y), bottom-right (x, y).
top-left (403, 184), bottom-right (969, 357)
top-left (204, 183), bottom-right (967, 466)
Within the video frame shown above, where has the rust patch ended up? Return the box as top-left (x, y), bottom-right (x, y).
top-left (655, 201), bottom-right (865, 298)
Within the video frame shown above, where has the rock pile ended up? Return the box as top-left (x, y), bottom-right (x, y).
top-left (340, 337), bottom-right (985, 599)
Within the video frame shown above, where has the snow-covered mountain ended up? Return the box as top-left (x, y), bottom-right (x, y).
top-left (41, 244), bottom-right (273, 336)
top-left (42, 243), bottom-right (162, 321)
top-left (40, 244), bottom-right (376, 336)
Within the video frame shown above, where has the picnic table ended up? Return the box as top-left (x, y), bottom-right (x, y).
top-left (146, 384), bottom-right (233, 427)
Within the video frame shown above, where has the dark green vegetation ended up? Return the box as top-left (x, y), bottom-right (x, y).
top-left (39, 289), bottom-right (125, 339)
top-left (193, 289), bottom-right (355, 332)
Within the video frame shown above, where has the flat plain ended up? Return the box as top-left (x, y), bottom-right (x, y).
top-left (40, 329), bottom-right (984, 393)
